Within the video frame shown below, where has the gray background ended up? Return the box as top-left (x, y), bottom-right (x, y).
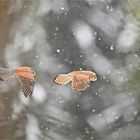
top-left (0, 0), bottom-right (140, 140)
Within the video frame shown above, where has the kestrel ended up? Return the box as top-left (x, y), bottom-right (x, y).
top-left (53, 70), bottom-right (97, 92)
top-left (0, 66), bottom-right (35, 97)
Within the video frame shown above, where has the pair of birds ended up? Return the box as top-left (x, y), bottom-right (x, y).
top-left (0, 67), bottom-right (97, 97)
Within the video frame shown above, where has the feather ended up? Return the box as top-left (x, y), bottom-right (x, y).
top-left (72, 73), bottom-right (90, 92)
top-left (0, 68), bottom-right (15, 81)
top-left (17, 76), bottom-right (35, 97)
top-left (53, 74), bottom-right (72, 85)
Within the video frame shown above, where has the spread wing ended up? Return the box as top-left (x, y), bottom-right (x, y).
top-left (0, 77), bottom-right (4, 81)
top-left (17, 76), bottom-right (35, 97)
top-left (0, 68), bottom-right (15, 81)
top-left (72, 74), bottom-right (90, 92)
top-left (53, 74), bottom-right (73, 85)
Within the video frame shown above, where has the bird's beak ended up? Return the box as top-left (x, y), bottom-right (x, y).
top-left (92, 75), bottom-right (97, 81)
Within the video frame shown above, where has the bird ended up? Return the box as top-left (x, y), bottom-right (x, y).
top-left (53, 70), bottom-right (97, 92)
top-left (0, 66), bottom-right (35, 97)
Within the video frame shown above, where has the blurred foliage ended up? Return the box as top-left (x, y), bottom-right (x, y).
top-left (127, 0), bottom-right (140, 21)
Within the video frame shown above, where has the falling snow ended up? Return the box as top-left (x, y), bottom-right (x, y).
top-left (0, 0), bottom-right (140, 140)
top-left (57, 49), bottom-right (61, 53)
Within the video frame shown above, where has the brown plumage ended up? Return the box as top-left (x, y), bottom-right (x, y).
top-left (53, 70), bottom-right (97, 92)
top-left (0, 66), bottom-right (35, 97)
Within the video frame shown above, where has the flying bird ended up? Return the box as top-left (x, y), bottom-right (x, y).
top-left (0, 66), bottom-right (35, 97)
top-left (53, 70), bottom-right (97, 92)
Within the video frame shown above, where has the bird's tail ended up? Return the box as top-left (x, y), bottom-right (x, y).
top-left (0, 68), bottom-right (15, 81)
top-left (53, 74), bottom-right (72, 85)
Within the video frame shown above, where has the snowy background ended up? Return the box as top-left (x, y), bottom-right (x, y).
top-left (0, 0), bottom-right (140, 140)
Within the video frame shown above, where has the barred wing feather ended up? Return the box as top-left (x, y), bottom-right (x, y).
top-left (18, 76), bottom-right (35, 97)
top-left (72, 74), bottom-right (90, 92)
top-left (53, 74), bottom-right (72, 85)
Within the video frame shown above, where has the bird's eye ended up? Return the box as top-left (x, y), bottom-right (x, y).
top-left (32, 71), bottom-right (36, 76)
